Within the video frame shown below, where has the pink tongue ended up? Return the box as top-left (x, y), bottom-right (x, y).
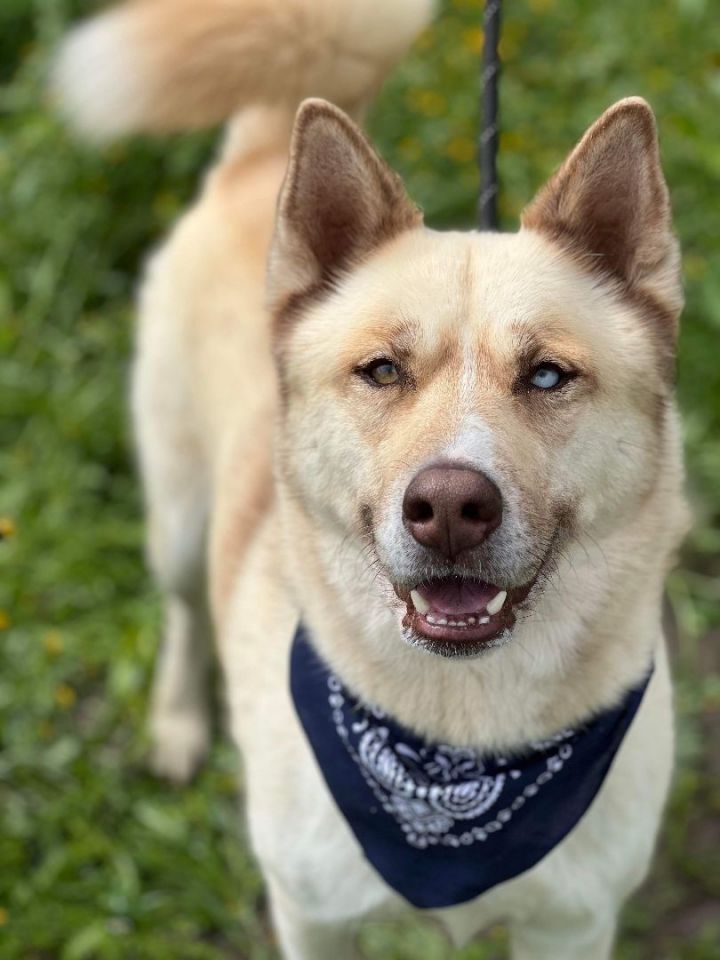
top-left (419, 578), bottom-right (498, 615)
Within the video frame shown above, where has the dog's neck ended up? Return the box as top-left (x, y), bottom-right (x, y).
top-left (278, 489), bottom-right (676, 753)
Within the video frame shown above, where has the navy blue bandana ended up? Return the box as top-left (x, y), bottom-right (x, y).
top-left (290, 624), bottom-right (652, 909)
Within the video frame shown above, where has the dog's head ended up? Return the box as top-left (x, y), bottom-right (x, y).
top-left (267, 98), bottom-right (685, 659)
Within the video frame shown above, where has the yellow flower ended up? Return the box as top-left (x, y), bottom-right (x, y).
top-left (0, 517), bottom-right (15, 539)
top-left (43, 631), bottom-right (64, 656)
top-left (0, 611), bottom-right (10, 630)
top-left (462, 26), bottom-right (484, 54)
top-left (446, 136), bottom-right (477, 164)
top-left (0, 907), bottom-right (8, 926)
top-left (408, 89), bottom-right (447, 117)
top-left (55, 684), bottom-right (76, 709)
top-left (499, 21), bottom-right (528, 60)
top-left (500, 130), bottom-right (525, 152)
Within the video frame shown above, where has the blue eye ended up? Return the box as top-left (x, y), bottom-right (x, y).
top-left (529, 363), bottom-right (564, 390)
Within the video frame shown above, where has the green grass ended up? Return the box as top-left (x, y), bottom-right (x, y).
top-left (1, 0), bottom-right (719, 957)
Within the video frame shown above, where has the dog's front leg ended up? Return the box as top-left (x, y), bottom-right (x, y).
top-left (509, 913), bottom-right (616, 960)
top-left (268, 880), bottom-right (362, 960)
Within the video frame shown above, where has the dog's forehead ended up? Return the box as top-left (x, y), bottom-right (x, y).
top-left (366, 229), bottom-right (598, 337)
top-left (329, 226), bottom-right (655, 369)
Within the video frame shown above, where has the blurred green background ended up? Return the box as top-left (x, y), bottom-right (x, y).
top-left (1, 0), bottom-right (718, 957)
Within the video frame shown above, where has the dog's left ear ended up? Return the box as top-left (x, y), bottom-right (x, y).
top-left (522, 98), bottom-right (682, 333)
top-left (268, 98), bottom-right (422, 325)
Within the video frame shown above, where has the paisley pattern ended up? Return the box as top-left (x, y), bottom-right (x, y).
top-left (291, 624), bottom-right (652, 908)
top-left (328, 673), bottom-right (574, 849)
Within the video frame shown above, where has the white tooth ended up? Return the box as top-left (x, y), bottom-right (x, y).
top-left (448, 620), bottom-right (458, 627)
top-left (467, 617), bottom-right (476, 625)
top-left (426, 614), bottom-right (437, 624)
top-left (437, 618), bottom-right (448, 626)
top-left (486, 590), bottom-right (507, 616)
top-left (480, 616), bottom-right (490, 624)
top-left (410, 589), bottom-right (430, 615)
top-left (456, 620), bottom-right (467, 627)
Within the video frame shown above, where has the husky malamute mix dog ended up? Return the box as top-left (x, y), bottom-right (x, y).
top-left (55, 1), bottom-right (689, 956)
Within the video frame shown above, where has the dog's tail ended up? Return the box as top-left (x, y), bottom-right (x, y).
top-left (52, 0), bottom-right (435, 141)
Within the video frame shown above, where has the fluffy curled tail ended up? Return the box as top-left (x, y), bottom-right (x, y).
top-left (52, 0), bottom-right (435, 141)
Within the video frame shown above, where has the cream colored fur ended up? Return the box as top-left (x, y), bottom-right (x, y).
top-left (52, 0), bottom-right (435, 139)
top-left (55, 3), bottom-right (689, 957)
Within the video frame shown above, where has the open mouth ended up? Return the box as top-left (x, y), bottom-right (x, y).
top-left (394, 576), bottom-right (535, 657)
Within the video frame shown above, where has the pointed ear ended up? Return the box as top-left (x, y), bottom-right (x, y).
top-left (522, 98), bottom-right (682, 331)
top-left (267, 99), bottom-right (422, 324)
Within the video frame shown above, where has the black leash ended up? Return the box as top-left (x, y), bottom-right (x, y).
top-left (478, 0), bottom-right (502, 230)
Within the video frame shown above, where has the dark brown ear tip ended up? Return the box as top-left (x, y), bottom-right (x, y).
top-left (601, 97), bottom-right (658, 142)
top-left (608, 95), bottom-right (654, 115)
top-left (293, 98), bottom-right (355, 138)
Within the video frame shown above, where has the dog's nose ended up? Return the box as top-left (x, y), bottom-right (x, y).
top-left (402, 465), bottom-right (503, 560)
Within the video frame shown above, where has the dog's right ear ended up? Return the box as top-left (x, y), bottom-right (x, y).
top-left (267, 99), bottom-right (422, 325)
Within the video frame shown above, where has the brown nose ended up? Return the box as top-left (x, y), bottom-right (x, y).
top-left (402, 465), bottom-right (503, 560)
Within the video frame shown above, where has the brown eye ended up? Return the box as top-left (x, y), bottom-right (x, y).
top-left (360, 358), bottom-right (401, 386)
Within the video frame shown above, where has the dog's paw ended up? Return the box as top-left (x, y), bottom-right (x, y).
top-left (149, 712), bottom-right (210, 784)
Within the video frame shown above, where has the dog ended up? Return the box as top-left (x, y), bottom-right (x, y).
top-left (55, 1), bottom-right (690, 956)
